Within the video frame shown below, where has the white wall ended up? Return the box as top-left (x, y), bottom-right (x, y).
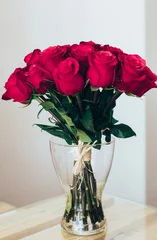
top-left (0, 0), bottom-right (147, 206)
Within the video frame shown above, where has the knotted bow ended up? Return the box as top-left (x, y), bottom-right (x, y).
top-left (72, 141), bottom-right (96, 176)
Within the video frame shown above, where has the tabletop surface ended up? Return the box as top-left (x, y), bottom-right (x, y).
top-left (0, 194), bottom-right (157, 240)
top-left (0, 202), bottom-right (15, 215)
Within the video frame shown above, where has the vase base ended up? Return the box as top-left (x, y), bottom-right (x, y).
top-left (61, 217), bottom-right (107, 236)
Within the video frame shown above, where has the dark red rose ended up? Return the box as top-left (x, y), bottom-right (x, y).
top-left (86, 51), bottom-right (118, 88)
top-left (53, 57), bottom-right (84, 95)
top-left (26, 64), bottom-right (53, 93)
top-left (24, 48), bottom-right (54, 93)
top-left (115, 53), bottom-right (157, 96)
top-left (24, 49), bottom-right (41, 65)
top-left (80, 41), bottom-right (96, 45)
top-left (2, 68), bottom-right (32, 103)
top-left (103, 45), bottom-right (123, 56)
top-left (140, 67), bottom-right (157, 95)
top-left (70, 44), bottom-right (93, 62)
top-left (60, 44), bottom-right (71, 58)
top-left (103, 45), bottom-right (124, 82)
top-left (70, 44), bottom-right (94, 75)
top-left (40, 46), bottom-right (68, 73)
top-left (80, 41), bottom-right (102, 51)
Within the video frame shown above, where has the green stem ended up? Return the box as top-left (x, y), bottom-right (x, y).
top-left (93, 91), bottom-right (98, 104)
top-left (84, 165), bottom-right (101, 223)
top-left (97, 199), bottom-right (104, 220)
top-left (64, 162), bottom-right (104, 225)
top-left (87, 162), bottom-right (97, 199)
top-left (76, 94), bottom-right (84, 117)
top-left (82, 193), bottom-right (88, 230)
top-left (103, 91), bottom-right (122, 116)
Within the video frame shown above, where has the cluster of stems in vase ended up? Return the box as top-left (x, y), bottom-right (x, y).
top-left (64, 161), bottom-right (104, 227)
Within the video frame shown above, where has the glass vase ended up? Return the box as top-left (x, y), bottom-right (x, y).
top-left (49, 137), bottom-right (115, 236)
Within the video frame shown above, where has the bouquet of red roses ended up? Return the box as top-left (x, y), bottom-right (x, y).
top-left (2, 41), bottom-right (157, 234)
top-left (2, 41), bottom-right (157, 147)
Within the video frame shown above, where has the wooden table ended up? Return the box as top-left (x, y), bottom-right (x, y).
top-left (0, 194), bottom-right (157, 240)
top-left (0, 202), bottom-right (15, 215)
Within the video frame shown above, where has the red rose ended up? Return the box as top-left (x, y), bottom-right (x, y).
top-left (80, 41), bottom-right (96, 45)
top-left (70, 44), bottom-right (94, 75)
top-left (53, 57), bottom-right (84, 95)
top-left (24, 48), bottom-right (54, 93)
top-left (24, 49), bottom-right (41, 65)
top-left (70, 44), bottom-right (93, 62)
top-left (103, 45), bottom-right (124, 81)
top-left (2, 68), bottom-right (32, 103)
top-left (26, 64), bottom-right (53, 93)
top-left (103, 45), bottom-right (123, 56)
top-left (86, 51), bottom-right (118, 88)
top-left (40, 46), bottom-right (68, 73)
top-left (61, 44), bottom-right (71, 58)
top-left (80, 41), bottom-right (102, 50)
top-left (115, 53), bottom-right (157, 96)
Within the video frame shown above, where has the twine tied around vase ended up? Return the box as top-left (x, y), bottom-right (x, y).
top-left (72, 141), bottom-right (96, 176)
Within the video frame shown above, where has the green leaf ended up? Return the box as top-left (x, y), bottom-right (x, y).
top-left (67, 105), bottom-right (78, 119)
top-left (35, 124), bottom-right (73, 145)
top-left (94, 115), bottom-right (110, 131)
top-left (41, 101), bottom-right (65, 125)
top-left (58, 109), bottom-right (74, 127)
top-left (98, 89), bottom-right (115, 112)
top-left (111, 124), bottom-right (136, 138)
top-left (58, 109), bottom-right (77, 136)
top-left (112, 117), bottom-right (119, 124)
top-left (59, 95), bottom-right (71, 107)
top-left (80, 106), bottom-right (95, 133)
top-left (82, 85), bottom-right (93, 103)
top-left (41, 102), bottom-right (77, 136)
top-left (41, 101), bottom-right (55, 111)
top-left (34, 124), bottom-right (56, 129)
top-left (77, 129), bottom-right (92, 143)
top-left (59, 96), bottom-right (78, 119)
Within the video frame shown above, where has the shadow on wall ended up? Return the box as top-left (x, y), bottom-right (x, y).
top-left (146, 0), bottom-right (157, 207)
top-left (146, 91), bottom-right (157, 207)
